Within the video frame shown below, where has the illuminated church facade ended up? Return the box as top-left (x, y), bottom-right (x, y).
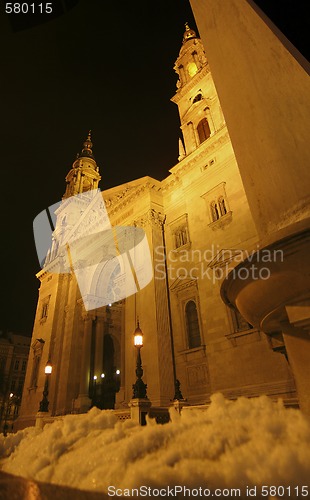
top-left (17, 25), bottom-right (296, 429)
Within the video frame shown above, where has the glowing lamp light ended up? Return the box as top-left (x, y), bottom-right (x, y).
top-left (134, 333), bottom-right (143, 347)
top-left (134, 320), bottom-right (143, 347)
top-left (9, 393), bottom-right (13, 398)
top-left (45, 360), bottom-right (52, 375)
top-left (101, 373), bottom-right (105, 378)
top-left (39, 360), bottom-right (52, 412)
top-left (116, 369), bottom-right (120, 375)
top-left (132, 320), bottom-right (148, 400)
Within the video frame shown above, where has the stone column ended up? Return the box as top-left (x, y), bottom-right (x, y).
top-left (79, 173), bottom-right (84, 194)
top-left (190, 0), bottom-right (310, 413)
top-left (282, 301), bottom-right (310, 414)
top-left (205, 107), bottom-right (215, 135)
top-left (76, 314), bottom-right (93, 412)
top-left (179, 65), bottom-right (186, 85)
top-left (187, 121), bottom-right (197, 153)
top-left (75, 170), bottom-right (81, 195)
top-left (94, 315), bottom-right (104, 377)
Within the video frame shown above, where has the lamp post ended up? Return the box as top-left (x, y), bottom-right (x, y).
top-left (3, 392), bottom-right (14, 436)
top-left (92, 375), bottom-right (97, 407)
top-left (132, 322), bottom-right (148, 399)
top-left (115, 369), bottom-right (121, 393)
top-left (98, 373), bottom-right (104, 409)
top-left (39, 360), bottom-right (52, 412)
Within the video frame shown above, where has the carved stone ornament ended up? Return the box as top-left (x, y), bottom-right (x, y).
top-left (133, 209), bottom-right (165, 229)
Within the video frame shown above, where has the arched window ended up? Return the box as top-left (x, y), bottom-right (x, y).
top-left (218, 196), bottom-right (227, 216)
top-left (197, 118), bottom-right (211, 144)
top-left (193, 93), bottom-right (202, 104)
top-left (210, 201), bottom-right (219, 222)
top-left (185, 300), bottom-right (201, 349)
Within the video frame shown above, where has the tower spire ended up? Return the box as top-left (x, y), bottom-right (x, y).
top-left (63, 131), bottom-right (101, 198)
top-left (79, 130), bottom-right (95, 160)
top-left (183, 22), bottom-right (197, 44)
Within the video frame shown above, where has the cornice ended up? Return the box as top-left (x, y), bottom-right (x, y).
top-left (170, 276), bottom-right (198, 293)
top-left (105, 181), bottom-right (161, 217)
top-left (162, 128), bottom-right (229, 192)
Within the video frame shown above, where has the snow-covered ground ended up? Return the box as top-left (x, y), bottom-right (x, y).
top-left (1, 394), bottom-right (309, 495)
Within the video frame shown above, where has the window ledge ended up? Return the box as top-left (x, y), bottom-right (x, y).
top-left (27, 385), bottom-right (38, 393)
top-left (226, 328), bottom-right (259, 340)
top-left (208, 211), bottom-right (232, 230)
top-left (178, 344), bottom-right (206, 355)
top-left (174, 241), bottom-right (191, 252)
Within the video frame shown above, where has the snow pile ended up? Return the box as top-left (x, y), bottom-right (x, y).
top-left (1, 394), bottom-right (310, 493)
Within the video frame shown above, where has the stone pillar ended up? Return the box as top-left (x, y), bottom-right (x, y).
top-left (94, 315), bottom-right (104, 377)
top-left (190, 0), bottom-right (310, 413)
top-left (35, 411), bottom-right (49, 429)
top-left (179, 65), bottom-right (186, 85)
top-left (79, 173), bottom-right (84, 194)
top-left (205, 107), bottom-right (215, 135)
top-left (282, 300), bottom-right (310, 414)
top-left (129, 399), bottom-right (151, 426)
top-left (76, 314), bottom-right (93, 412)
top-left (172, 399), bottom-right (189, 414)
top-left (283, 331), bottom-right (310, 414)
top-left (75, 170), bottom-right (81, 195)
top-left (187, 121), bottom-right (197, 153)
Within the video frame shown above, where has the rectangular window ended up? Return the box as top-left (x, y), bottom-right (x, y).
top-left (31, 356), bottom-right (41, 387)
top-left (40, 295), bottom-right (51, 321)
top-left (41, 303), bottom-right (49, 319)
top-left (14, 359), bottom-right (19, 371)
top-left (169, 214), bottom-right (190, 250)
top-left (201, 182), bottom-right (231, 227)
top-left (22, 360), bottom-right (27, 371)
top-left (185, 300), bottom-right (201, 349)
top-left (17, 379), bottom-right (24, 394)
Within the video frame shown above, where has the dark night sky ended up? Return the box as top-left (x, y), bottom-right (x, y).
top-left (0, 0), bottom-right (309, 335)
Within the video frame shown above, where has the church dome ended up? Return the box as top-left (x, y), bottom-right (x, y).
top-left (78, 131), bottom-right (95, 160)
top-left (183, 22), bottom-right (197, 43)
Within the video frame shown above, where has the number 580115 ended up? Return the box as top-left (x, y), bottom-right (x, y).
top-left (5, 3), bottom-right (53, 14)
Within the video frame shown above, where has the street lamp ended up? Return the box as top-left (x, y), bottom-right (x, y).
top-left (132, 321), bottom-right (148, 399)
top-left (39, 360), bottom-right (52, 412)
top-left (92, 375), bottom-right (98, 407)
top-left (115, 369), bottom-right (121, 393)
top-left (98, 373), bottom-right (105, 409)
top-left (3, 393), bottom-right (14, 436)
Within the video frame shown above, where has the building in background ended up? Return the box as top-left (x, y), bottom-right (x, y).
top-left (0, 331), bottom-right (30, 433)
top-left (16, 24), bottom-right (296, 430)
top-left (190, 0), bottom-right (310, 414)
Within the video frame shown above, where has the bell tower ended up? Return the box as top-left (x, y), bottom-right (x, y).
top-left (64, 131), bottom-right (101, 198)
top-left (171, 23), bottom-right (225, 157)
top-left (43, 132), bottom-right (102, 270)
